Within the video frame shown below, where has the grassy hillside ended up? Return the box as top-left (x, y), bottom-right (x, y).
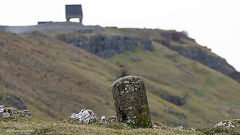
top-left (0, 32), bottom-right (121, 120)
top-left (0, 25), bottom-right (240, 129)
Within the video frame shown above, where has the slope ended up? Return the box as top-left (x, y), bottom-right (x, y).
top-left (0, 32), bottom-right (121, 120)
top-left (0, 24), bottom-right (240, 128)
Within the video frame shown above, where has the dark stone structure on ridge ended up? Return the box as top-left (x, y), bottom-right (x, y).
top-left (65, 5), bottom-right (83, 24)
top-left (111, 76), bottom-right (152, 127)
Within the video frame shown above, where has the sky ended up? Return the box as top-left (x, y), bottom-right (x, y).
top-left (0, 0), bottom-right (240, 70)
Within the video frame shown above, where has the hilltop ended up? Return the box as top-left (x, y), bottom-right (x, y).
top-left (0, 22), bottom-right (240, 129)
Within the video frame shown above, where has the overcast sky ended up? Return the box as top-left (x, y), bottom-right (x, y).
top-left (0, 0), bottom-right (240, 71)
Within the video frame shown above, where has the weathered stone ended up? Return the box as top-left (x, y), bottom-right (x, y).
top-left (111, 76), bottom-right (152, 127)
top-left (0, 105), bottom-right (5, 113)
top-left (2, 112), bottom-right (10, 118)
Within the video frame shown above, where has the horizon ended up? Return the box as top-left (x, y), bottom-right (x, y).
top-left (1, 0), bottom-right (240, 71)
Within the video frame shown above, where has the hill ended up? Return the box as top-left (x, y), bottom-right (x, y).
top-left (0, 22), bottom-right (240, 128)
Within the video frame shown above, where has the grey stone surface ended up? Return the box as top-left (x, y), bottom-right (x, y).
top-left (61, 34), bottom-right (153, 58)
top-left (111, 76), bottom-right (152, 127)
top-left (2, 93), bottom-right (27, 110)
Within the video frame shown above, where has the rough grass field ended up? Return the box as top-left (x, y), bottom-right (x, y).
top-left (0, 118), bottom-right (200, 135)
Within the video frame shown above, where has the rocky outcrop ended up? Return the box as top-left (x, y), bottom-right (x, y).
top-left (160, 94), bottom-right (187, 106)
top-left (58, 34), bottom-right (153, 58)
top-left (160, 30), bottom-right (195, 43)
top-left (165, 107), bottom-right (187, 120)
top-left (1, 93), bottom-right (27, 110)
top-left (169, 46), bottom-right (240, 83)
top-left (154, 31), bottom-right (240, 83)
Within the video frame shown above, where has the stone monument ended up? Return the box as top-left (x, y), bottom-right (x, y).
top-left (111, 76), bottom-right (152, 127)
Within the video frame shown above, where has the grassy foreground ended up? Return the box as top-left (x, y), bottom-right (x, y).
top-left (1, 118), bottom-right (240, 135)
top-left (0, 118), bottom-right (200, 135)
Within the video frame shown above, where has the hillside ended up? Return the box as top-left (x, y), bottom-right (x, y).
top-left (0, 23), bottom-right (240, 128)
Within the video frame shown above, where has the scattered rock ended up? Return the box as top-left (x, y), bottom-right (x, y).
top-left (176, 126), bottom-right (184, 130)
top-left (191, 128), bottom-right (196, 132)
top-left (152, 122), bottom-right (167, 129)
top-left (70, 109), bottom-right (97, 124)
top-left (214, 120), bottom-right (235, 128)
top-left (107, 116), bottom-right (117, 123)
top-left (18, 110), bottom-right (32, 117)
top-left (111, 75), bottom-right (152, 127)
top-left (2, 112), bottom-right (10, 118)
top-left (100, 116), bottom-right (107, 123)
top-left (152, 125), bottom-right (161, 129)
top-left (0, 105), bottom-right (31, 119)
top-left (100, 116), bottom-right (117, 124)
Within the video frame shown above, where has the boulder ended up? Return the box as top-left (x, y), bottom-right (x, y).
top-left (71, 109), bottom-right (97, 124)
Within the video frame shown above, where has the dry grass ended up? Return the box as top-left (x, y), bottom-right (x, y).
top-left (0, 119), bottom-right (200, 135)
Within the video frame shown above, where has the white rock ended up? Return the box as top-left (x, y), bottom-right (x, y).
top-left (214, 121), bottom-right (235, 128)
top-left (153, 125), bottom-right (161, 129)
top-left (226, 123), bottom-right (235, 128)
top-left (214, 122), bottom-right (226, 128)
top-left (0, 105), bottom-right (5, 113)
top-left (70, 109), bottom-right (97, 124)
top-left (176, 126), bottom-right (183, 130)
top-left (191, 128), bottom-right (196, 132)
top-left (71, 113), bottom-right (81, 119)
top-left (0, 105), bottom-right (5, 109)
top-left (0, 108), bottom-right (4, 113)
top-left (100, 116), bottom-right (107, 123)
top-left (2, 112), bottom-right (10, 118)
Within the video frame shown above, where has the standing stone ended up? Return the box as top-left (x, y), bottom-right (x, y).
top-left (111, 75), bottom-right (152, 127)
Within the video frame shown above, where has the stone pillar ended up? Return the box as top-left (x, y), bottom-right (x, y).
top-left (111, 76), bottom-right (152, 127)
